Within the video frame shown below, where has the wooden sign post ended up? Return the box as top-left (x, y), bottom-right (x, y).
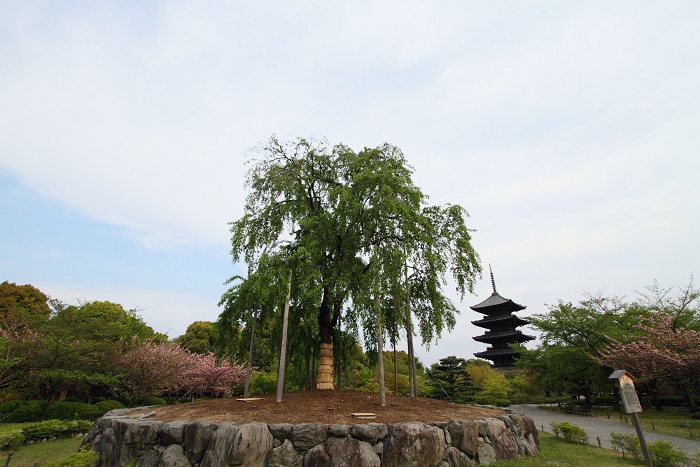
top-left (609, 370), bottom-right (652, 467)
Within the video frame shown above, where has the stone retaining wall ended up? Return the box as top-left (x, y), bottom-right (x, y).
top-left (82, 408), bottom-right (539, 467)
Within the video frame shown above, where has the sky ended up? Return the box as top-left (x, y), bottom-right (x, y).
top-left (1, 1), bottom-right (699, 367)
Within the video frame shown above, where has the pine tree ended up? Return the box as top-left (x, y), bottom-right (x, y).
top-left (428, 356), bottom-right (481, 403)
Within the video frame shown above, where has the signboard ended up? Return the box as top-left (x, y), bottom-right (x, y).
top-left (618, 373), bottom-right (643, 413)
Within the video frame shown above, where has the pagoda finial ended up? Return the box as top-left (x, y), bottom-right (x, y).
top-left (489, 264), bottom-right (497, 294)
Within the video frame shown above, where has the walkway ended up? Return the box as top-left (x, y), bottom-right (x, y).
top-left (511, 404), bottom-right (700, 455)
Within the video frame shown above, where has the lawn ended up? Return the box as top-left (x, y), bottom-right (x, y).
top-left (3, 437), bottom-right (83, 466)
top-left (542, 405), bottom-right (700, 440)
top-left (494, 432), bottom-right (643, 467)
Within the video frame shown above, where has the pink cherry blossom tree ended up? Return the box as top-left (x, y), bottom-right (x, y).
top-left (186, 353), bottom-right (246, 398)
top-left (118, 340), bottom-right (196, 403)
top-left (595, 313), bottom-right (700, 411)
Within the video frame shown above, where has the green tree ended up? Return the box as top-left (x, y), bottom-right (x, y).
top-left (0, 281), bottom-right (51, 330)
top-left (514, 294), bottom-right (632, 404)
top-left (28, 301), bottom-right (162, 405)
top-left (427, 356), bottom-right (481, 403)
top-left (226, 136), bottom-right (481, 389)
top-left (177, 321), bottom-right (215, 355)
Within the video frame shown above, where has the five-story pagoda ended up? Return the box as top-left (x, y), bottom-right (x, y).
top-left (471, 267), bottom-right (534, 370)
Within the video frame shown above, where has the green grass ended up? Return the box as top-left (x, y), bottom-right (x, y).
top-left (1, 437), bottom-right (83, 466)
top-left (494, 432), bottom-right (642, 466)
top-left (541, 405), bottom-right (700, 441)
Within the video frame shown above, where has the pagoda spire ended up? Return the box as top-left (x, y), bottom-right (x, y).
top-left (489, 264), bottom-right (497, 295)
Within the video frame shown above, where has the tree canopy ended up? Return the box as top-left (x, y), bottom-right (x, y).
top-left (221, 136), bottom-right (481, 389)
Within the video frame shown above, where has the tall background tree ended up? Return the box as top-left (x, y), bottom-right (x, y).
top-left (223, 136), bottom-right (481, 390)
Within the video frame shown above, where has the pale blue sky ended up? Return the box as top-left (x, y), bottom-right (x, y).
top-left (1, 1), bottom-right (698, 365)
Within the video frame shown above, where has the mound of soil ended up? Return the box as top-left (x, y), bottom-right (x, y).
top-left (128, 391), bottom-right (503, 426)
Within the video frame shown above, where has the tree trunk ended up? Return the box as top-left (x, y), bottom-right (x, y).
top-left (405, 261), bottom-right (417, 397)
top-left (376, 292), bottom-right (387, 407)
top-left (679, 384), bottom-right (699, 412)
top-left (651, 380), bottom-right (663, 411)
top-left (276, 272), bottom-right (292, 402)
top-left (243, 310), bottom-right (258, 398)
top-left (393, 339), bottom-right (398, 396)
top-left (305, 322), bottom-right (311, 391)
top-left (317, 287), bottom-right (337, 390)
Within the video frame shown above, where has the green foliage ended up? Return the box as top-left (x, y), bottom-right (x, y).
top-left (647, 440), bottom-right (688, 467)
top-left (248, 371), bottom-right (277, 395)
top-left (0, 429), bottom-right (25, 450)
top-left (427, 356), bottom-right (481, 403)
top-left (477, 371), bottom-right (512, 405)
top-left (62, 397), bottom-right (82, 403)
top-left (550, 421), bottom-right (587, 444)
top-left (176, 321), bottom-right (216, 355)
top-left (9, 403), bottom-right (43, 422)
top-left (0, 281), bottom-right (51, 329)
top-left (21, 420), bottom-right (93, 442)
top-left (95, 399), bottom-right (124, 412)
top-left (48, 446), bottom-right (100, 467)
top-left (610, 431), bottom-right (642, 461)
top-left (0, 400), bottom-right (27, 421)
top-left (44, 401), bottom-right (99, 420)
top-left (144, 396), bottom-right (166, 406)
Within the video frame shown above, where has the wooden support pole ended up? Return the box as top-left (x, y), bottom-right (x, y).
top-left (276, 271), bottom-right (292, 403)
top-left (243, 308), bottom-right (258, 398)
top-left (376, 292), bottom-right (386, 407)
top-left (404, 260), bottom-right (417, 397)
top-left (5, 452), bottom-right (13, 467)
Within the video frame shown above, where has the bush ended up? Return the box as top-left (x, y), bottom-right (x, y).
top-left (95, 400), bottom-right (124, 412)
top-left (494, 399), bottom-right (511, 407)
top-left (163, 397), bottom-right (179, 405)
top-left (91, 397), bottom-right (106, 403)
top-left (22, 420), bottom-right (93, 442)
top-left (550, 421), bottom-right (587, 444)
top-left (81, 410), bottom-right (105, 421)
top-left (0, 400), bottom-right (26, 421)
top-left (62, 397), bottom-right (82, 403)
top-left (143, 397), bottom-right (166, 406)
top-left (48, 446), bottom-right (99, 467)
top-left (648, 441), bottom-right (688, 467)
top-left (45, 402), bottom-right (99, 420)
top-left (9, 404), bottom-right (43, 422)
top-left (592, 396), bottom-right (615, 406)
top-left (249, 371), bottom-right (277, 395)
top-left (610, 431), bottom-right (642, 461)
top-left (0, 429), bottom-right (25, 450)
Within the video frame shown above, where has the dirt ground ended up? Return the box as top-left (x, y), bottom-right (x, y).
top-left (127, 391), bottom-right (503, 426)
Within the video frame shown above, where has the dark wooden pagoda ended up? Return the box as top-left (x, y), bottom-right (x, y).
top-left (471, 267), bottom-right (534, 370)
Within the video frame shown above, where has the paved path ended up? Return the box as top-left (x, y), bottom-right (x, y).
top-left (510, 404), bottom-right (700, 455)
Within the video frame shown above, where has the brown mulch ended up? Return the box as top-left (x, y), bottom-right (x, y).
top-left (127, 390), bottom-right (503, 426)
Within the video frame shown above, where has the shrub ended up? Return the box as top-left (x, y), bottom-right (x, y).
top-left (45, 402), bottom-right (98, 420)
top-left (647, 441), bottom-right (688, 467)
top-left (0, 429), bottom-right (25, 450)
top-left (9, 404), bottom-right (43, 422)
top-left (550, 421), bottom-right (587, 444)
top-left (0, 400), bottom-right (26, 421)
top-left (592, 396), bottom-right (615, 406)
top-left (494, 399), bottom-right (511, 407)
top-left (91, 397), bottom-right (106, 403)
top-left (610, 431), bottom-right (642, 461)
top-left (95, 400), bottom-right (124, 412)
top-left (143, 397), bottom-right (166, 406)
top-left (48, 446), bottom-right (99, 467)
top-left (249, 371), bottom-right (276, 395)
top-left (163, 397), bottom-right (179, 405)
top-left (22, 420), bottom-right (93, 442)
top-left (62, 397), bottom-right (82, 403)
top-left (81, 410), bottom-right (105, 421)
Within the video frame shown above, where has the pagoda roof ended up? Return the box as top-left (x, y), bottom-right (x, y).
top-left (472, 314), bottom-right (530, 329)
top-left (473, 330), bottom-right (535, 343)
top-left (474, 347), bottom-right (519, 357)
top-left (470, 292), bottom-right (526, 313)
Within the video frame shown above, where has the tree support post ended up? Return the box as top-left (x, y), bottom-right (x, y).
top-left (243, 308), bottom-right (258, 398)
top-left (276, 271), bottom-right (292, 403)
top-left (377, 292), bottom-right (386, 407)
